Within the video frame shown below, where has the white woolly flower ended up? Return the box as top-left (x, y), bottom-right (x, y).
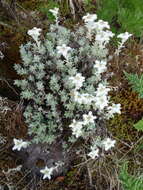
top-left (81, 93), bottom-right (94, 105)
top-left (40, 166), bottom-right (54, 180)
top-left (70, 90), bottom-right (83, 104)
top-left (86, 20), bottom-right (110, 32)
top-left (117, 32), bottom-right (132, 43)
top-left (83, 111), bottom-right (97, 125)
top-left (95, 20), bottom-right (110, 31)
top-left (102, 138), bottom-right (116, 151)
top-left (85, 21), bottom-right (97, 31)
top-left (109, 103), bottom-right (121, 114)
top-left (96, 30), bottom-right (114, 45)
top-left (94, 60), bottom-right (107, 74)
top-left (107, 103), bottom-right (121, 118)
top-left (96, 83), bottom-right (110, 97)
top-left (116, 32), bottom-right (132, 55)
top-left (88, 148), bottom-right (99, 159)
top-left (82, 13), bottom-right (97, 23)
top-left (57, 44), bottom-right (72, 58)
top-left (74, 92), bottom-right (84, 104)
top-left (69, 119), bottom-right (83, 138)
top-left (71, 91), bottom-right (94, 105)
top-left (27, 27), bottom-right (42, 42)
top-left (94, 95), bottom-right (109, 110)
top-left (69, 73), bottom-right (85, 90)
top-left (49, 7), bottom-right (59, 17)
top-left (70, 90), bottom-right (84, 104)
top-left (12, 138), bottom-right (29, 151)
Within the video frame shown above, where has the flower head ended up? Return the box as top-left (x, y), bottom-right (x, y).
top-left (81, 93), bottom-right (94, 105)
top-left (57, 44), bottom-right (72, 58)
top-left (69, 119), bottom-right (83, 138)
top-left (12, 138), bottom-right (29, 151)
top-left (96, 83), bottom-right (110, 97)
top-left (40, 166), bottom-right (54, 179)
top-left (49, 7), bottom-right (59, 17)
top-left (117, 32), bottom-right (132, 42)
top-left (94, 60), bottom-right (107, 74)
top-left (86, 20), bottom-right (110, 32)
top-left (96, 30), bottom-right (114, 45)
top-left (27, 27), bottom-right (42, 42)
top-left (69, 73), bottom-right (85, 90)
top-left (94, 95), bottom-right (109, 110)
top-left (82, 13), bottom-right (97, 23)
top-left (102, 138), bottom-right (116, 151)
top-left (83, 111), bottom-right (97, 125)
top-left (107, 103), bottom-right (121, 118)
top-left (95, 20), bottom-right (110, 31)
top-left (71, 90), bottom-right (84, 104)
top-left (88, 148), bottom-right (99, 159)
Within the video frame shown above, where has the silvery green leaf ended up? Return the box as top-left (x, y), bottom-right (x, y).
top-left (21, 90), bottom-right (34, 100)
top-left (36, 81), bottom-right (44, 91)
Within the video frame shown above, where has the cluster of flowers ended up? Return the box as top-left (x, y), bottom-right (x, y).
top-left (67, 13), bottom-right (123, 140)
top-left (83, 13), bottom-right (114, 46)
top-left (12, 8), bottom-right (132, 180)
top-left (82, 13), bottom-right (132, 53)
top-left (12, 137), bottom-right (115, 180)
top-left (88, 137), bottom-right (116, 159)
top-left (13, 138), bottom-right (63, 180)
top-left (69, 111), bottom-right (97, 138)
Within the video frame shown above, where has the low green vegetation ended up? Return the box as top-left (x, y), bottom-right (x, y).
top-left (125, 71), bottom-right (143, 131)
top-left (134, 119), bottom-right (143, 131)
top-left (38, 0), bottom-right (59, 21)
top-left (96, 0), bottom-right (143, 37)
top-left (83, 0), bottom-right (96, 12)
top-left (124, 72), bottom-right (143, 98)
top-left (119, 162), bottom-right (143, 190)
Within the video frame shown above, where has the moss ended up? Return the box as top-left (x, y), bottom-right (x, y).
top-left (107, 89), bottom-right (143, 142)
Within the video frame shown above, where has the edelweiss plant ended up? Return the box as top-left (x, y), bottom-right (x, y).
top-left (13, 9), bottom-right (132, 179)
